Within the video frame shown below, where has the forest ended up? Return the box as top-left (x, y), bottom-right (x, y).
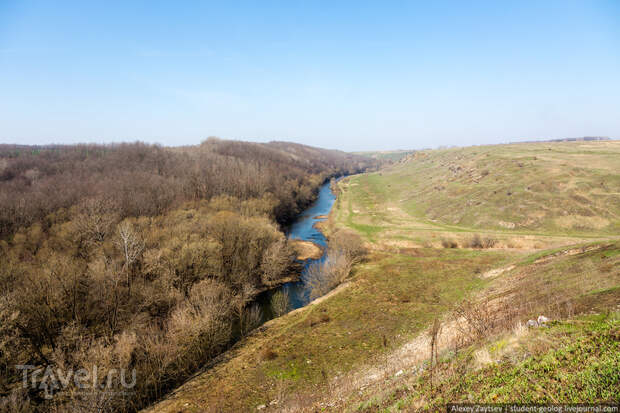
top-left (0, 139), bottom-right (376, 412)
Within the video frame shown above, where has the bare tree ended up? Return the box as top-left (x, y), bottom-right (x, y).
top-left (270, 289), bottom-right (290, 317)
top-left (240, 304), bottom-right (263, 336)
top-left (453, 299), bottom-right (494, 343)
top-left (261, 239), bottom-right (295, 286)
top-left (115, 221), bottom-right (144, 295)
top-left (74, 197), bottom-right (117, 245)
top-left (307, 251), bottom-right (352, 300)
top-left (328, 229), bottom-right (366, 264)
top-left (0, 140), bottom-right (377, 412)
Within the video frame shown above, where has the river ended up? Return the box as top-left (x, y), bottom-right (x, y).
top-left (258, 179), bottom-right (338, 313)
top-left (283, 179), bottom-right (338, 308)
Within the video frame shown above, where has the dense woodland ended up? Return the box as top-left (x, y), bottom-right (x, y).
top-left (0, 139), bottom-right (375, 412)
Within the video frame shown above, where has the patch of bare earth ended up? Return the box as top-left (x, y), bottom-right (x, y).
top-left (290, 240), bottom-right (323, 260)
top-left (533, 244), bottom-right (606, 264)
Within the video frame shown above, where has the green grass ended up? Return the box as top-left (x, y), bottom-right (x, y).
top-left (353, 313), bottom-right (620, 412)
top-left (338, 141), bottom-right (620, 248)
top-left (407, 313), bottom-right (620, 409)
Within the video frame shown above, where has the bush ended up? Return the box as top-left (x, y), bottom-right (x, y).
top-left (307, 251), bottom-right (352, 300)
top-left (328, 229), bottom-right (366, 264)
top-left (306, 229), bottom-right (367, 301)
top-left (481, 236), bottom-right (498, 248)
top-left (270, 289), bottom-right (290, 317)
top-left (468, 234), bottom-right (483, 248)
top-left (441, 238), bottom-right (458, 248)
top-left (467, 234), bottom-right (498, 249)
top-left (240, 304), bottom-right (263, 336)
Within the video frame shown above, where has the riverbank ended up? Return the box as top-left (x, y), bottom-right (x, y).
top-left (290, 239), bottom-right (323, 260)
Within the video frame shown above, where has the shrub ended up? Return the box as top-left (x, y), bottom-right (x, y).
top-left (467, 234), bottom-right (497, 249)
top-left (307, 251), bottom-right (352, 300)
top-left (306, 230), bottom-right (367, 301)
top-left (468, 234), bottom-right (483, 248)
top-left (240, 304), bottom-right (263, 336)
top-left (481, 236), bottom-right (498, 248)
top-left (328, 229), bottom-right (366, 264)
top-left (270, 289), bottom-right (290, 317)
top-left (441, 238), bottom-right (458, 248)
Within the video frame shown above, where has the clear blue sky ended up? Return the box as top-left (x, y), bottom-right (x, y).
top-left (1, 1), bottom-right (618, 151)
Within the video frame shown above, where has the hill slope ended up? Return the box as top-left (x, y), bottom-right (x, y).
top-left (334, 140), bottom-right (620, 251)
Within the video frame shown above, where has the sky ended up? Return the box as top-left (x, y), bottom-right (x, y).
top-left (0, 1), bottom-right (619, 151)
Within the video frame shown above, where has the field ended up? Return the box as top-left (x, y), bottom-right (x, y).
top-left (146, 141), bottom-right (619, 412)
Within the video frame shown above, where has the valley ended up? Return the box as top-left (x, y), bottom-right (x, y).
top-left (146, 140), bottom-right (619, 412)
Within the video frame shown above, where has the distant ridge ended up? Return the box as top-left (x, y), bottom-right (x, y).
top-left (513, 136), bottom-right (611, 144)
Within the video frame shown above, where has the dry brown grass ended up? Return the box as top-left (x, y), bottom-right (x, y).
top-left (289, 240), bottom-right (323, 260)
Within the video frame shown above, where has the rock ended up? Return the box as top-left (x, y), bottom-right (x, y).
top-left (537, 315), bottom-right (550, 325)
top-left (526, 319), bottom-right (538, 328)
top-left (257, 404), bottom-right (266, 410)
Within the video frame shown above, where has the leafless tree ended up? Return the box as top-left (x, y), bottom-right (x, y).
top-left (270, 290), bottom-right (290, 317)
top-left (240, 304), bottom-right (263, 336)
top-left (115, 221), bottom-right (144, 295)
top-left (74, 197), bottom-right (117, 245)
top-left (261, 239), bottom-right (295, 285)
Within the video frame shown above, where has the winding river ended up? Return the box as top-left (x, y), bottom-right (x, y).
top-left (282, 180), bottom-right (338, 309)
top-left (259, 179), bottom-right (338, 313)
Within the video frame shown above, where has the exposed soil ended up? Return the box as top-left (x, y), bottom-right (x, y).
top-left (290, 239), bottom-right (324, 260)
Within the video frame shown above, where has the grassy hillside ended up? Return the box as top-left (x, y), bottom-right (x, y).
top-left (335, 141), bottom-right (620, 250)
top-left (145, 141), bottom-right (619, 412)
top-left (335, 240), bottom-right (620, 411)
top-left (354, 312), bottom-right (620, 411)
